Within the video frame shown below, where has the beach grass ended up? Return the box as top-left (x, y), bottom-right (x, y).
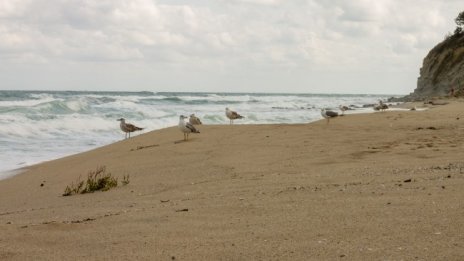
top-left (63, 166), bottom-right (118, 196)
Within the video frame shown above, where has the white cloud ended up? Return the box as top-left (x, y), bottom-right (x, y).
top-left (0, 0), bottom-right (462, 93)
top-left (228, 0), bottom-right (284, 6)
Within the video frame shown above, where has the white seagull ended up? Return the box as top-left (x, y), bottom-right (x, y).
top-left (117, 118), bottom-right (144, 139)
top-left (339, 105), bottom-right (349, 115)
top-left (189, 114), bottom-right (202, 125)
top-left (225, 107), bottom-right (244, 125)
top-left (178, 115), bottom-right (200, 141)
top-left (321, 108), bottom-right (339, 124)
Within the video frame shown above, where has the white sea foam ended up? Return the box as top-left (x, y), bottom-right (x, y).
top-left (0, 97), bottom-right (56, 107)
top-left (0, 91), bottom-right (399, 173)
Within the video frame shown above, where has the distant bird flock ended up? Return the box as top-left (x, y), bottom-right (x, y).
top-left (117, 100), bottom-right (390, 140)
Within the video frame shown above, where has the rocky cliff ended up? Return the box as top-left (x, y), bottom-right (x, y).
top-left (406, 33), bottom-right (464, 100)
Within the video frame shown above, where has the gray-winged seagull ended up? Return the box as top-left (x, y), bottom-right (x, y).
top-left (189, 114), bottom-right (202, 125)
top-left (374, 100), bottom-right (389, 111)
top-left (225, 107), bottom-right (244, 125)
top-left (339, 105), bottom-right (349, 115)
top-left (321, 108), bottom-right (339, 124)
top-left (179, 115), bottom-right (200, 141)
top-left (117, 118), bottom-right (144, 139)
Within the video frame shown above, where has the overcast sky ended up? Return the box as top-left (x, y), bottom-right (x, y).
top-left (0, 0), bottom-right (461, 94)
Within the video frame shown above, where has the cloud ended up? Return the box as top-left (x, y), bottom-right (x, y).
top-left (0, 0), bottom-right (462, 93)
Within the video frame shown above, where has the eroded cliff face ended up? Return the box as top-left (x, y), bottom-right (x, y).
top-left (407, 34), bottom-right (464, 100)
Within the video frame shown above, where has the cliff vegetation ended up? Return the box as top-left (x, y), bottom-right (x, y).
top-left (405, 11), bottom-right (464, 100)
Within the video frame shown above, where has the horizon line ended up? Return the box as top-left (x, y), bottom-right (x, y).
top-left (0, 89), bottom-right (407, 96)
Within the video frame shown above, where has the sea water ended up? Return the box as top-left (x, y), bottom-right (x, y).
top-left (0, 91), bottom-right (398, 177)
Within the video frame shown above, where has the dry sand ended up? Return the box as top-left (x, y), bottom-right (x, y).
top-left (1, 100), bottom-right (464, 260)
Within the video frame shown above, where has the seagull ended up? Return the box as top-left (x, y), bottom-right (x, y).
top-left (225, 107), bottom-right (244, 125)
top-left (321, 108), bottom-right (338, 124)
top-left (374, 100), bottom-right (389, 111)
top-left (117, 118), bottom-right (143, 139)
top-left (178, 115), bottom-right (200, 141)
top-left (379, 100), bottom-right (389, 111)
top-left (339, 105), bottom-right (349, 115)
top-left (189, 114), bottom-right (202, 125)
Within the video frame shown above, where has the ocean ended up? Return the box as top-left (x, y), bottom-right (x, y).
top-left (0, 91), bottom-right (398, 177)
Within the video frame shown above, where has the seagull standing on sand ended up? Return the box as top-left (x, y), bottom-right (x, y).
top-left (321, 108), bottom-right (339, 124)
top-left (179, 115), bottom-right (200, 141)
top-left (117, 118), bottom-right (144, 139)
top-left (379, 100), bottom-right (389, 111)
top-left (189, 114), bottom-right (202, 125)
top-left (339, 105), bottom-right (349, 115)
top-left (225, 107), bottom-right (244, 125)
top-left (374, 100), bottom-right (389, 111)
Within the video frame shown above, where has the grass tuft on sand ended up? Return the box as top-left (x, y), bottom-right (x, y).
top-left (63, 166), bottom-right (118, 196)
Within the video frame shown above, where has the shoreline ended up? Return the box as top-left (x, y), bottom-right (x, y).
top-left (1, 99), bottom-right (463, 260)
top-left (0, 168), bottom-right (28, 181)
top-left (0, 91), bottom-right (403, 177)
top-left (0, 103), bottom-right (415, 177)
top-left (0, 98), bottom-right (416, 177)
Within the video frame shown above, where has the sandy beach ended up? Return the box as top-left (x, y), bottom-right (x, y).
top-left (1, 100), bottom-right (464, 260)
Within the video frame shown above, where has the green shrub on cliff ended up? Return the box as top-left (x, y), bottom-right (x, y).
top-left (456, 11), bottom-right (464, 27)
top-left (454, 11), bottom-right (464, 35)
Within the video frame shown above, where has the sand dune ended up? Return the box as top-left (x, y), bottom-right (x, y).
top-left (1, 100), bottom-right (464, 260)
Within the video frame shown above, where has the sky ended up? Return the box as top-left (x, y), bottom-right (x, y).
top-left (0, 0), bottom-right (461, 94)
